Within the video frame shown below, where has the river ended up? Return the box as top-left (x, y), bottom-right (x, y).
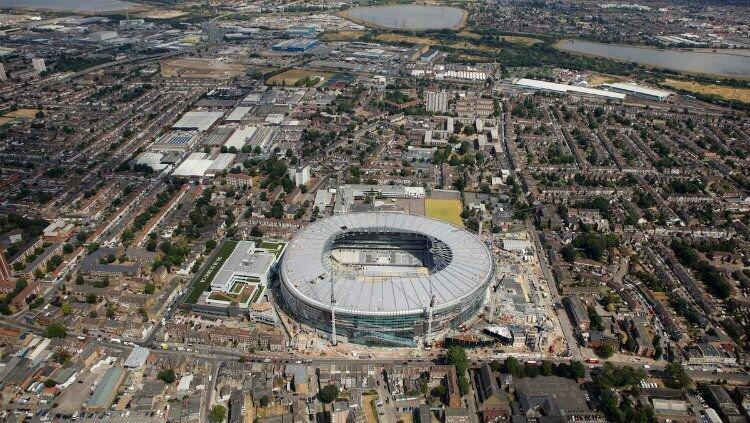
top-left (345, 5), bottom-right (466, 30)
top-left (557, 40), bottom-right (750, 77)
top-left (0, 0), bottom-right (136, 12)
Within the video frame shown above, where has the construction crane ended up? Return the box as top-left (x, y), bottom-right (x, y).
top-left (330, 270), bottom-right (337, 346)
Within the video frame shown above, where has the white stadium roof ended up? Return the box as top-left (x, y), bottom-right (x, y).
top-left (280, 212), bottom-right (494, 316)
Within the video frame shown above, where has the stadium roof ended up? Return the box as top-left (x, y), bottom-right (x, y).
top-left (280, 213), bottom-right (494, 316)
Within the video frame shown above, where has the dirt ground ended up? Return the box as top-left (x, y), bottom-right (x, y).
top-left (266, 69), bottom-right (333, 86)
top-left (160, 58), bottom-right (247, 80)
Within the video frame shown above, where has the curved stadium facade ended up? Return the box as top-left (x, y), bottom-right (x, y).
top-left (279, 212), bottom-right (494, 346)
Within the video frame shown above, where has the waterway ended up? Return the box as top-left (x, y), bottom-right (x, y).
top-left (345, 5), bottom-right (466, 30)
top-left (557, 39), bottom-right (750, 77)
top-left (0, 0), bottom-right (136, 12)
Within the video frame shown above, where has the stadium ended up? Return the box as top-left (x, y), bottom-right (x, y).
top-left (279, 212), bottom-right (494, 346)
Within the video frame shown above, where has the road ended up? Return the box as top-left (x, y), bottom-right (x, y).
top-left (525, 220), bottom-right (583, 361)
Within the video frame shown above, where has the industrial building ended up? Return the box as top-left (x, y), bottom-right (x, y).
top-left (514, 78), bottom-right (626, 101)
top-left (272, 38), bottom-right (320, 53)
top-left (279, 212), bottom-right (495, 346)
top-left (172, 111), bottom-right (224, 131)
top-left (602, 82), bottom-right (672, 101)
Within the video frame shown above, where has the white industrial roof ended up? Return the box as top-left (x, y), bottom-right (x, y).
top-left (123, 346), bottom-right (150, 369)
top-left (172, 111), bottom-right (224, 131)
top-left (224, 126), bottom-right (257, 150)
top-left (226, 106), bottom-right (253, 121)
top-left (208, 153), bottom-right (236, 172)
top-left (515, 78), bottom-right (626, 100)
top-left (280, 212), bottom-right (494, 316)
top-left (172, 153), bottom-right (213, 177)
top-left (602, 82), bottom-right (672, 99)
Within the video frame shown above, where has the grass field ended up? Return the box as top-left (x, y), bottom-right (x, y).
top-left (4, 109), bottom-right (41, 119)
top-left (185, 240), bottom-right (238, 304)
top-left (321, 30), bottom-right (365, 41)
top-left (374, 33), bottom-right (501, 54)
top-left (663, 79), bottom-right (750, 103)
top-left (501, 35), bottom-right (543, 45)
top-left (426, 198), bottom-right (464, 227)
top-left (266, 69), bottom-right (333, 86)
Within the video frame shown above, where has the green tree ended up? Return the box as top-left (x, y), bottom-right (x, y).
top-left (144, 283), bottom-right (156, 295)
top-left (208, 404), bottom-right (227, 423)
top-left (259, 395), bottom-right (270, 407)
top-left (504, 357), bottom-right (524, 378)
top-left (664, 362), bottom-right (691, 389)
top-left (157, 368), bottom-right (176, 384)
top-left (43, 323), bottom-right (67, 338)
top-left (596, 344), bottom-right (615, 358)
top-left (445, 346), bottom-right (469, 374)
top-left (561, 245), bottom-right (576, 263)
top-left (317, 384), bottom-right (340, 404)
top-left (457, 374), bottom-right (470, 396)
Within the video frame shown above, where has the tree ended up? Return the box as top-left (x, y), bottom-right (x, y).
top-left (43, 323), bottom-right (67, 338)
top-left (259, 395), bottom-right (270, 407)
top-left (250, 225), bottom-right (263, 237)
top-left (540, 361), bottom-right (554, 376)
top-left (317, 384), bottom-right (340, 404)
top-left (157, 368), bottom-right (176, 384)
top-left (44, 378), bottom-right (56, 388)
top-left (86, 293), bottom-right (97, 304)
top-left (504, 357), bottom-right (524, 378)
top-left (144, 283), bottom-right (156, 295)
top-left (570, 361), bottom-right (586, 379)
top-left (596, 344), bottom-right (615, 358)
top-left (664, 362), bottom-right (691, 389)
top-left (561, 245), bottom-right (576, 263)
top-left (445, 346), bottom-right (469, 374)
top-left (208, 404), bottom-right (227, 423)
top-left (457, 374), bottom-right (470, 396)
top-left (61, 303), bottom-right (72, 315)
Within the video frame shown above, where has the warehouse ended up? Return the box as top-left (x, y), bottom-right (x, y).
top-left (172, 111), bottom-right (224, 131)
top-left (272, 38), bottom-right (319, 53)
top-left (514, 78), bottom-right (626, 100)
top-left (602, 82), bottom-right (672, 101)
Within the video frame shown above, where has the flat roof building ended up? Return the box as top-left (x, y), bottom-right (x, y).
top-left (602, 82), bottom-right (671, 101)
top-left (172, 111), bottom-right (224, 131)
top-left (211, 241), bottom-right (277, 292)
top-left (86, 367), bottom-right (125, 411)
top-left (515, 78), bottom-right (626, 100)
